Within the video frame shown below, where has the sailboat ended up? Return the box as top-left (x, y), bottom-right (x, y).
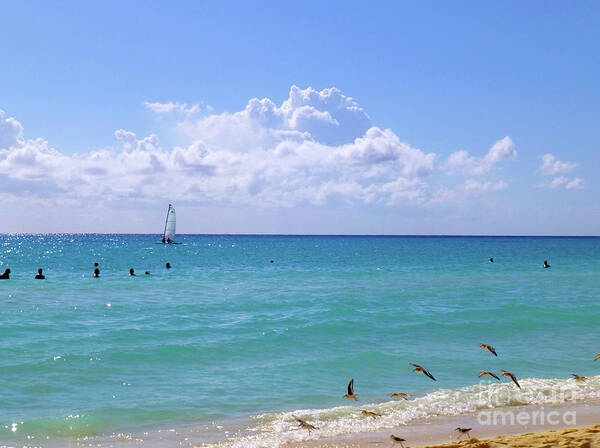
top-left (158, 204), bottom-right (181, 244)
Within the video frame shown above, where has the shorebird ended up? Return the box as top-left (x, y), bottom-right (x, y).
top-left (499, 370), bottom-right (521, 389)
top-left (361, 410), bottom-right (381, 419)
top-left (456, 427), bottom-right (472, 439)
top-left (390, 435), bottom-right (406, 447)
top-left (344, 378), bottom-right (357, 400)
top-left (292, 415), bottom-right (319, 433)
top-left (410, 363), bottom-right (436, 381)
top-left (478, 371), bottom-right (500, 381)
top-left (594, 354), bottom-right (600, 361)
top-left (572, 374), bottom-right (587, 382)
top-left (478, 343), bottom-right (498, 356)
top-left (389, 393), bottom-right (411, 400)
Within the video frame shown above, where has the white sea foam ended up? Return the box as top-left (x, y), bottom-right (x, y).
top-left (201, 375), bottom-right (600, 447)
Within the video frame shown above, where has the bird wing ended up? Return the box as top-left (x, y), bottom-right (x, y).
top-left (508, 373), bottom-right (521, 389)
top-left (490, 372), bottom-right (500, 380)
top-left (348, 378), bottom-right (354, 395)
top-left (489, 346), bottom-right (498, 356)
top-left (293, 415), bottom-right (305, 424)
top-left (423, 368), bottom-right (436, 381)
top-left (595, 354), bottom-right (600, 361)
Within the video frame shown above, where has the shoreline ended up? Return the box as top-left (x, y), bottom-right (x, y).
top-left (282, 401), bottom-right (600, 447)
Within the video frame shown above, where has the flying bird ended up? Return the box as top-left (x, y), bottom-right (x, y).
top-left (456, 427), bottom-right (472, 439)
top-left (344, 378), bottom-right (357, 400)
top-left (389, 393), bottom-right (411, 400)
top-left (361, 410), bottom-right (381, 419)
top-left (478, 371), bottom-right (500, 381)
top-left (499, 370), bottom-right (521, 389)
top-left (594, 354), bottom-right (600, 361)
top-left (390, 435), bottom-right (406, 447)
top-left (572, 374), bottom-right (587, 382)
top-left (478, 343), bottom-right (498, 356)
top-left (410, 363), bottom-right (436, 381)
top-left (292, 415), bottom-right (319, 433)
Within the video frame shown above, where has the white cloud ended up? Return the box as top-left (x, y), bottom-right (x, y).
top-left (0, 109), bottom-right (25, 149)
top-left (566, 177), bottom-right (583, 190)
top-left (540, 176), bottom-right (584, 190)
top-left (144, 101), bottom-right (204, 116)
top-left (0, 86), bottom-right (512, 209)
top-left (445, 136), bottom-right (516, 176)
top-left (539, 153), bottom-right (577, 176)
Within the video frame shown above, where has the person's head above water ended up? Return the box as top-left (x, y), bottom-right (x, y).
top-left (543, 260), bottom-right (551, 268)
top-left (35, 268), bottom-right (45, 279)
top-left (94, 262), bottom-right (99, 267)
top-left (145, 271), bottom-right (150, 275)
top-left (166, 262), bottom-right (171, 269)
top-left (93, 268), bottom-right (100, 277)
top-left (38, 268), bottom-right (43, 274)
top-left (129, 268), bottom-right (135, 276)
top-left (489, 257), bottom-right (494, 263)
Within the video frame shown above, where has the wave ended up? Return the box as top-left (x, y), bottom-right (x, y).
top-left (205, 375), bottom-right (600, 447)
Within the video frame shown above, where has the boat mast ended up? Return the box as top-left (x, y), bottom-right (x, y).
top-left (162, 204), bottom-right (171, 240)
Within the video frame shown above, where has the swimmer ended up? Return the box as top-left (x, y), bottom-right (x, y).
top-left (93, 268), bottom-right (100, 278)
top-left (129, 268), bottom-right (135, 276)
top-left (489, 257), bottom-right (494, 263)
top-left (166, 262), bottom-right (171, 269)
top-left (0, 268), bottom-right (10, 279)
top-left (35, 268), bottom-right (45, 279)
top-left (543, 260), bottom-right (551, 268)
top-left (145, 271), bottom-right (150, 275)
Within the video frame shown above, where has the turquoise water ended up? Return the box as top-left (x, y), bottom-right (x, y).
top-left (1, 235), bottom-right (599, 446)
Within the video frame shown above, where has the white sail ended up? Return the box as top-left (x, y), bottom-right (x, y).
top-left (163, 205), bottom-right (176, 241)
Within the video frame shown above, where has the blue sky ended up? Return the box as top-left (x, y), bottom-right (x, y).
top-left (0, 1), bottom-right (598, 234)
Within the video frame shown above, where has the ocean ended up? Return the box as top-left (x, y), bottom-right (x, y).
top-left (1, 235), bottom-right (599, 447)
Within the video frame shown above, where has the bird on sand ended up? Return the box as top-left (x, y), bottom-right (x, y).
top-left (410, 363), bottom-right (436, 381)
top-left (499, 370), bottom-right (521, 389)
top-left (344, 378), bottom-right (357, 400)
top-left (478, 343), bottom-right (498, 356)
top-left (478, 371), bottom-right (500, 381)
top-left (390, 435), bottom-right (406, 447)
top-left (572, 374), bottom-right (587, 382)
top-left (361, 410), bottom-right (381, 419)
top-left (390, 393), bottom-right (411, 400)
top-left (292, 415), bottom-right (318, 433)
top-left (456, 427), bottom-right (472, 439)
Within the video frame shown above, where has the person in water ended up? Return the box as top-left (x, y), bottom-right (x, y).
top-left (94, 262), bottom-right (99, 268)
top-left (166, 262), bottom-right (171, 269)
top-left (35, 268), bottom-right (45, 279)
top-left (489, 257), bottom-right (494, 263)
top-left (129, 268), bottom-right (135, 276)
top-left (0, 268), bottom-right (10, 279)
top-left (543, 260), bottom-right (551, 268)
top-left (162, 237), bottom-right (166, 243)
top-left (145, 271), bottom-right (150, 275)
top-left (93, 268), bottom-right (100, 277)
top-left (167, 237), bottom-right (172, 243)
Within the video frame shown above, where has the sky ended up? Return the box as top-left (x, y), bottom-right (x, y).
top-left (0, 0), bottom-right (599, 234)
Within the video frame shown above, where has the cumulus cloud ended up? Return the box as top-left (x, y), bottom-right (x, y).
top-left (0, 86), bottom-right (513, 209)
top-left (540, 176), bottom-right (584, 190)
top-left (445, 136), bottom-right (516, 176)
top-left (539, 153), bottom-right (577, 176)
top-left (0, 109), bottom-right (25, 149)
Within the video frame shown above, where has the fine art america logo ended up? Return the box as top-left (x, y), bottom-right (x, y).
top-left (474, 383), bottom-right (585, 427)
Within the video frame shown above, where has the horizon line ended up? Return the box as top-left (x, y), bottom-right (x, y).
top-left (1, 233), bottom-right (599, 238)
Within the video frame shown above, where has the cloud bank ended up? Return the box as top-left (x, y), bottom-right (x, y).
top-left (0, 86), bottom-right (518, 209)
